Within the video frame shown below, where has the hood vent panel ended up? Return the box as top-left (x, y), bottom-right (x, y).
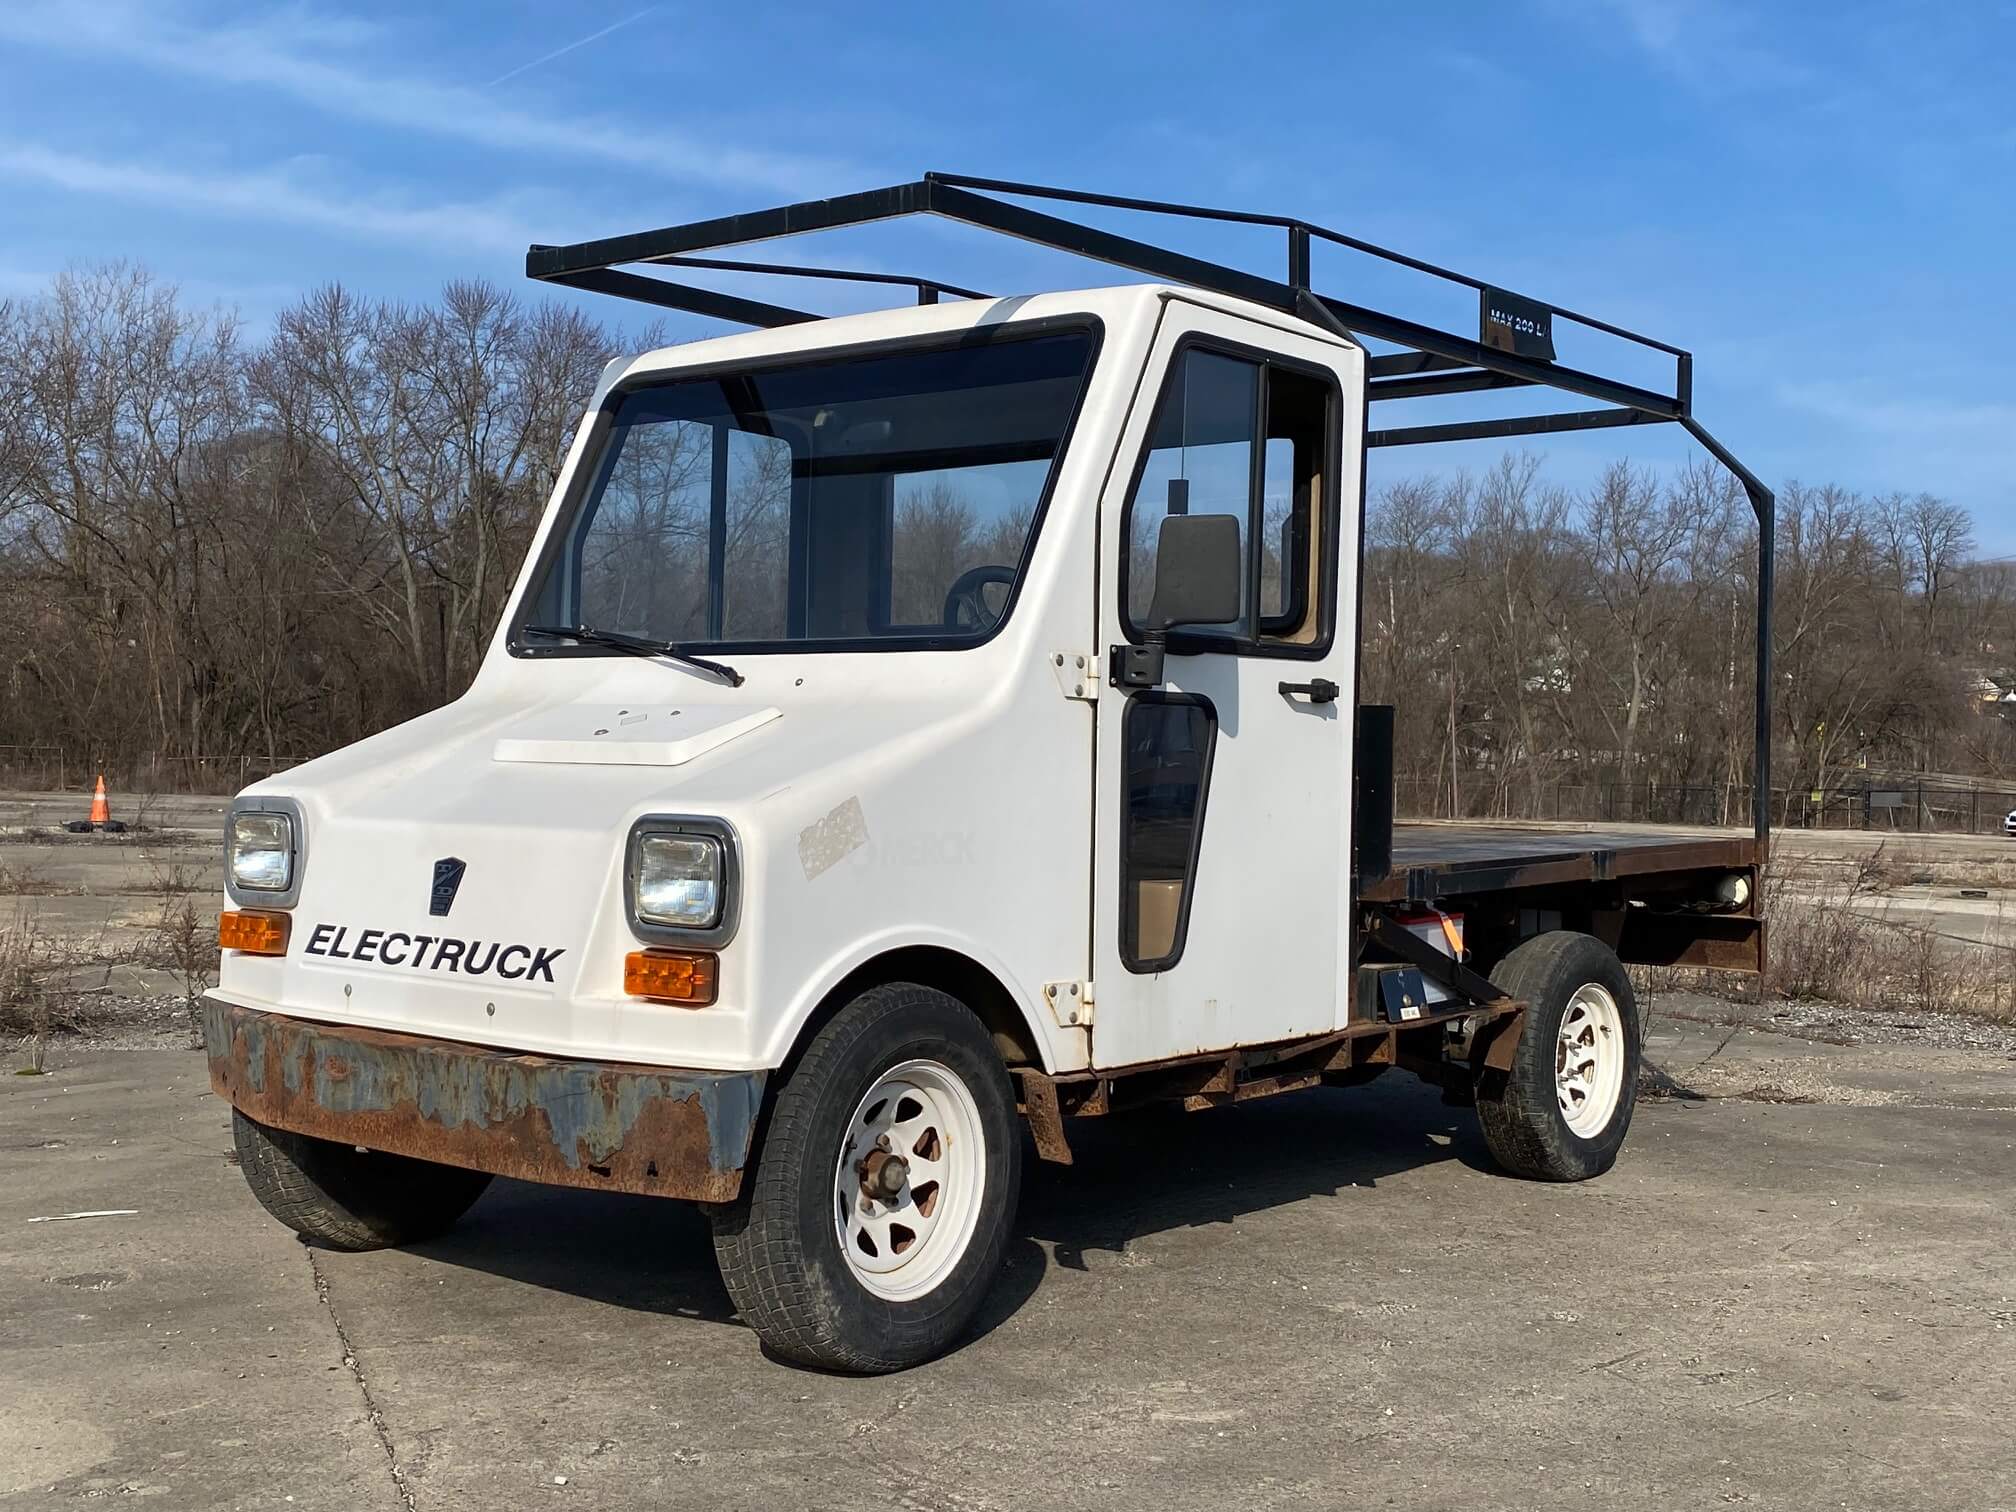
top-left (493, 705), bottom-right (781, 767)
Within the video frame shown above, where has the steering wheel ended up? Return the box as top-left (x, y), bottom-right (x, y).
top-left (942, 565), bottom-right (1017, 631)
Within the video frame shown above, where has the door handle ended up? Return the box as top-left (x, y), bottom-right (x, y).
top-left (1278, 678), bottom-right (1340, 704)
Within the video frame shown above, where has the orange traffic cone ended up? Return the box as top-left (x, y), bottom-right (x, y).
top-left (66, 775), bottom-right (125, 834)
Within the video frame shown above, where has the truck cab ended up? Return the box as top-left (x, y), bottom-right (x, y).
top-left (206, 176), bottom-right (1771, 1373)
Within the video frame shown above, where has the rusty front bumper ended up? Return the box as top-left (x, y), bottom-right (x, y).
top-left (202, 997), bottom-right (765, 1203)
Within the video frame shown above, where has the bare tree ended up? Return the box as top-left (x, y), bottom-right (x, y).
top-left (3, 261), bottom-right (2013, 820)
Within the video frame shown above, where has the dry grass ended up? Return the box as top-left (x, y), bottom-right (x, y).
top-left (0, 858), bottom-right (82, 897)
top-left (1761, 849), bottom-right (2016, 1022)
top-left (1638, 843), bottom-right (2016, 1025)
top-left (151, 886), bottom-right (218, 1047)
top-left (2, 902), bottom-right (59, 1070)
top-left (1787, 834), bottom-right (2016, 894)
top-left (3, 852), bottom-right (220, 1060)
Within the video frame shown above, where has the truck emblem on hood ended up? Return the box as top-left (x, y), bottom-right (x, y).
top-left (429, 858), bottom-right (466, 917)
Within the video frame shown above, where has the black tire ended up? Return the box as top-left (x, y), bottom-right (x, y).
top-left (232, 1110), bottom-right (492, 1251)
top-left (1473, 931), bottom-right (1640, 1182)
top-left (708, 982), bottom-right (1021, 1373)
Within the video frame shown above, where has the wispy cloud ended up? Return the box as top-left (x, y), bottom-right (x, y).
top-left (1776, 379), bottom-right (2016, 502)
top-left (0, 139), bottom-right (928, 317)
top-left (489, 6), bottom-right (662, 88)
top-left (1778, 380), bottom-right (2016, 448)
top-left (0, 143), bottom-right (546, 255)
top-left (1560, 0), bottom-right (1814, 94)
top-left (0, 2), bottom-right (848, 197)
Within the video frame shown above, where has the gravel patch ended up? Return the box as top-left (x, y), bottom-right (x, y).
top-left (1645, 985), bottom-right (2016, 1054)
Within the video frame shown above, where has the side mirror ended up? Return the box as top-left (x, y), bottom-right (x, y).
top-left (1147, 513), bottom-right (1242, 630)
top-left (1112, 514), bottom-right (1243, 689)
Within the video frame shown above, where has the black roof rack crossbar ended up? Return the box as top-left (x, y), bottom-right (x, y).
top-left (1367, 369), bottom-right (1533, 403)
top-left (525, 173), bottom-right (1774, 845)
top-left (1367, 406), bottom-right (1669, 449)
top-left (651, 253), bottom-right (991, 304)
top-left (530, 258), bottom-right (822, 327)
top-left (525, 173), bottom-right (1692, 419)
top-left (925, 173), bottom-right (1688, 351)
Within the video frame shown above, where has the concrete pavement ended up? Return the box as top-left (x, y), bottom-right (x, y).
top-left (0, 791), bottom-right (231, 837)
top-left (1, 1051), bottom-right (394, 1507)
top-left (4, 1019), bottom-right (2014, 1510)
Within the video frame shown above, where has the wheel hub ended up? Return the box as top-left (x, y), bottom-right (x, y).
top-left (833, 1059), bottom-right (987, 1302)
top-left (858, 1146), bottom-right (910, 1202)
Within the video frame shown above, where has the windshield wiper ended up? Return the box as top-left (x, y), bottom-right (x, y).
top-left (523, 625), bottom-right (744, 687)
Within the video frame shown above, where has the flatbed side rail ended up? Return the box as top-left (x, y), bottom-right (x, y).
top-left (525, 172), bottom-right (1774, 847)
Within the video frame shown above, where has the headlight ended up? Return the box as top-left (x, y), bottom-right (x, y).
top-left (625, 816), bottom-right (739, 945)
top-left (634, 833), bottom-right (723, 928)
top-left (229, 812), bottom-right (294, 892)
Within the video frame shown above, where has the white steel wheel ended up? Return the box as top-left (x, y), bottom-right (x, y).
top-left (1476, 932), bottom-right (1640, 1181)
top-left (1555, 983), bottom-right (1626, 1137)
top-left (833, 1058), bottom-right (986, 1302)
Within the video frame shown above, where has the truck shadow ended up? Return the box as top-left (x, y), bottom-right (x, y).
top-left (409, 1074), bottom-right (1481, 1352)
top-left (1008, 1076), bottom-right (1481, 1277)
top-left (412, 1180), bottom-right (742, 1324)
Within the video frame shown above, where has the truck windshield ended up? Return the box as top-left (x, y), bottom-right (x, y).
top-left (519, 326), bottom-right (1096, 651)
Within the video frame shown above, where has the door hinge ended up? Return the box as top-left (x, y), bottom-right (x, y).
top-left (1043, 978), bottom-right (1095, 1028)
top-left (1049, 651), bottom-right (1099, 702)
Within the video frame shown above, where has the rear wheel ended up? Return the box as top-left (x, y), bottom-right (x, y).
top-left (1474, 931), bottom-right (1639, 1181)
top-left (709, 982), bottom-right (1021, 1373)
top-left (232, 1110), bottom-right (492, 1251)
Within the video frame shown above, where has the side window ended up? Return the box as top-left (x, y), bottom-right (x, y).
top-left (1126, 352), bottom-right (1256, 637)
top-left (1124, 347), bottom-right (1333, 650)
top-left (1258, 367), bottom-right (1328, 641)
top-left (1122, 693), bottom-right (1217, 972)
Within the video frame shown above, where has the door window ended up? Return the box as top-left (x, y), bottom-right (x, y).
top-left (1125, 352), bottom-right (1256, 637)
top-left (1122, 346), bottom-right (1334, 651)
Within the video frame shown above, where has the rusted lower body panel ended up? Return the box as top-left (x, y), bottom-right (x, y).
top-left (1036, 1002), bottom-right (1524, 1135)
top-left (1620, 910), bottom-right (1765, 971)
top-left (1012, 1067), bottom-right (1073, 1165)
top-left (202, 997), bottom-right (764, 1203)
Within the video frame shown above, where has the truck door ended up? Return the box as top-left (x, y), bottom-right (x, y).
top-left (1090, 302), bottom-right (1362, 1068)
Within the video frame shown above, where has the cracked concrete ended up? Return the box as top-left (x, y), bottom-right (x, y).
top-left (307, 1248), bottom-right (416, 1512)
top-left (3, 1022), bottom-right (2014, 1509)
top-left (0, 1051), bottom-right (399, 1509)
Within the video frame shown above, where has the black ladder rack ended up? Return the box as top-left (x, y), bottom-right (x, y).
top-left (524, 171), bottom-right (1774, 847)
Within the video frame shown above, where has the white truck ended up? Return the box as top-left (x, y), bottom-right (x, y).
top-left (204, 175), bottom-right (1772, 1372)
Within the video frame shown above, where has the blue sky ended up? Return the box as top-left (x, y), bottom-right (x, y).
top-left (2, 1), bottom-right (2012, 544)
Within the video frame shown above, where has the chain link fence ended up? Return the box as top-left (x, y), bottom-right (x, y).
top-left (0, 750), bottom-right (302, 795)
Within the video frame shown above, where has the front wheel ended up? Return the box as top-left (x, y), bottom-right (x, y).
top-left (709, 982), bottom-right (1021, 1372)
top-left (1474, 931), bottom-right (1640, 1181)
top-left (232, 1110), bottom-right (492, 1250)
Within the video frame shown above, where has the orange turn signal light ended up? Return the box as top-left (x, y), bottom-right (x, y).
top-left (624, 949), bottom-right (718, 1006)
top-left (218, 910), bottom-right (291, 956)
